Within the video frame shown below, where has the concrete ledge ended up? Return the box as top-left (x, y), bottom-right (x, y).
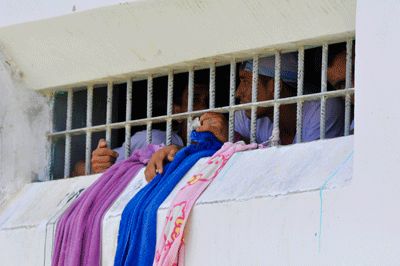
top-left (0, 174), bottom-right (101, 266)
top-left (0, 136), bottom-right (354, 265)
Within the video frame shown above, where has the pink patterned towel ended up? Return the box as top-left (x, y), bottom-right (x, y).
top-left (153, 141), bottom-right (263, 266)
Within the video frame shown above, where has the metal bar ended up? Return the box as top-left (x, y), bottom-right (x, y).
top-left (209, 63), bottom-right (216, 109)
top-left (187, 68), bottom-right (194, 145)
top-left (229, 59), bottom-right (236, 143)
top-left (64, 89), bottom-right (73, 178)
top-left (344, 39), bottom-right (353, 136)
top-left (296, 47), bottom-right (305, 143)
top-left (47, 89), bottom-right (354, 138)
top-left (345, 40), bottom-right (353, 90)
top-left (250, 55), bottom-right (259, 144)
top-left (166, 71), bottom-right (174, 146)
top-left (48, 94), bottom-right (56, 180)
top-left (85, 85), bottom-right (93, 175)
top-left (344, 93), bottom-right (351, 135)
top-left (147, 75), bottom-right (153, 144)
top-left (125, 79), bottom-right (132, 159)
top-left (106, 82), bottom-right (113, 148)
top-left (320, 44), bottom-right (328, 139)
top-left (273, 51), bottom-right (281, 146)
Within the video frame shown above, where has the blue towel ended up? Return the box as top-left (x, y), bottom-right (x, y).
top-left (114, 131), bottom-right (222, 266)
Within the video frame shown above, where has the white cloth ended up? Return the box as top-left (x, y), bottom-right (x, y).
top-left (243, 52), bottom-right (298, 84)
top-left (114, 130), bottom-right (184, 163)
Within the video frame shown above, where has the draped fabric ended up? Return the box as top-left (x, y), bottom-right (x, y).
top-left (154, 141), bottom-right (261, 266)
top-left (114, 131), bottom-right (222, 266)
top-left (52, 144), bottom-right (163, 266)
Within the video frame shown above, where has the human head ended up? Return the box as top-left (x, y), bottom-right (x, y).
top-left (236, 52), bottom-right (298, 118)
top-left (327, 42), bottom-right (355, 103)
top-left (173, 84), bottom-right (209, 114)
top-left (173, 84), bottom-right (209, 138)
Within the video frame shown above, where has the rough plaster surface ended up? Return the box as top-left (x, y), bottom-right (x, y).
top-left (0, 0), bottom-right (355, 91)
top-left (0, 136), bottom-right (355, 265)
top-left (0, 50), bottom-right (51, 211)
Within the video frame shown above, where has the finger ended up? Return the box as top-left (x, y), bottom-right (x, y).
top-left (92, 162), bottom-right (113, 173)
top-left (199, 112), bottom-right (214, 124)
top-left (144, 163), bottom-right (157, 182)
top-left (199, 112), bottom-right (224, 124)
top-left (167, 148), bottom-right (178, 162)
top-left (92, 148), bottom-right (119, 158)
top-left (91, 155), bottom-right (116, 164)
top-left (155, 156), bottom-right (164, 175)
top-left (97, 139), bottom-right (108, 149)
top-left (196, 124), bottom-right (213, 133)
top-left (196, 124), bottom-right (227, 143)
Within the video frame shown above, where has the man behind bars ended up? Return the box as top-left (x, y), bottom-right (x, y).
top-left (327, 42), bottom-right (355, 133)
top-left (144, 52), bottom-right (345, 182)
top-left (72, 84), bottom-right (209, 176)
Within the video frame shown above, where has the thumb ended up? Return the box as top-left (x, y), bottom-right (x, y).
top-left (97, 139), bottom-right (107, 149)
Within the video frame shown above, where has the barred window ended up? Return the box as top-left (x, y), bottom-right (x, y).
top-left (48, 39), bottom-right (355, 179)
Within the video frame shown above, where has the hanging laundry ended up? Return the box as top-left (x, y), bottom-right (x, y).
top-left (52, 144), bottom-right (164, 266)
top-left (114, 131), bottom-right (222, 266)
top-left (154, 141), bottom-right (262, 266)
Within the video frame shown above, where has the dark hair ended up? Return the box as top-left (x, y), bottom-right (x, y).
top-left (328, 42), bottom-right (347, 67)
top-left (173, 83), bottom-right (209, 106)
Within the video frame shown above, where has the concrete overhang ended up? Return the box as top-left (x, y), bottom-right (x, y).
top-left (0, 0), bottom-right (356, 92)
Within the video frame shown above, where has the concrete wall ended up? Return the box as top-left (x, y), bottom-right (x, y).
top-left (0, 0), bottom-right (142, 28)
top-left (0, 0), bottom-right (356, 91)
top-left (1, 0), bottom-right (400, 265)
top-left (0, 50), bottom-right (51, 211)
top-left (0, 136), bottom-right (355, 265)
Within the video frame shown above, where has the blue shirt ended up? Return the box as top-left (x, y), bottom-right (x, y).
top-left (235, 97), bottom-right (344, 144)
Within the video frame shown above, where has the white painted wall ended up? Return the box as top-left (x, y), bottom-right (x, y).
top-left (0, 0), bottom-right (141, 28)
top-left (0, 0), bottom-right (355, 91)
top-left (0, 174), bottom-right (101, 266)
top-left (2, 0), bottom-right (400, 265)
top-left (0, 50), bottom-right (51, 211)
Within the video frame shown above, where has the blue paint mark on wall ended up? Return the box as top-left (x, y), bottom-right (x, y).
top-left (319, 150), bottom-right (354, 252)
top-left (220, 152), bottom-right (242, 180)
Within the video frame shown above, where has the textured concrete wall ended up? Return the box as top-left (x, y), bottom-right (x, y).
top-left (0, 136), bottom-right (355, 265)
top-left (0, 49), bottom-right (51, 211)
top-left (0, 0), bottom-right (356, 91)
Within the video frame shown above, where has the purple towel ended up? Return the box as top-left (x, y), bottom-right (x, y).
top-left (51, 144), bottom-right (163, 266)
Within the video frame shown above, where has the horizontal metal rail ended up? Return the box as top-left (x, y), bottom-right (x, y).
top-left (47, 88), bottom-right (354, 138)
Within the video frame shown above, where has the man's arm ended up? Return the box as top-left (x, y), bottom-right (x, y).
top-left (144, 112), bottom-right (228, 182)
top-left (144, 144), bottom-right (184, 182)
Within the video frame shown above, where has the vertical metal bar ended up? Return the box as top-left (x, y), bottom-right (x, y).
top-left (320, 44), bottom-right (328, 139)
top-left (48, 94), bottom-right (56, 180)
top-left (106, 82), bottom-right (113, 148)
top-left (125, 79), bottom-right (132, 159)
top-left (166, 71), bottom-right (174, 146)
top-left (344, 39), bottom-right (353, 136)
top-left (147, 75), bottom-right (153, 144)
top-left (229, 59), bottom-right (236, 143)
top-left (187, 68), bottom-right (194, 145)
top-left (345, 40), bottom-right (353, 90)
top-left (272, 51), bottom-right (281, 146)
top-left (64, 89), bottom-right (73, 178)
top-left (250, 55), bottom-right (259, 144)
top-left (344, 94), bottom-right (351, 136)
top-left (296, 47), bottom-right (305, 143)
top-left (85, 85), bottom-right (93, 175)
top-left (209, 63), bottom-right (216, 109)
